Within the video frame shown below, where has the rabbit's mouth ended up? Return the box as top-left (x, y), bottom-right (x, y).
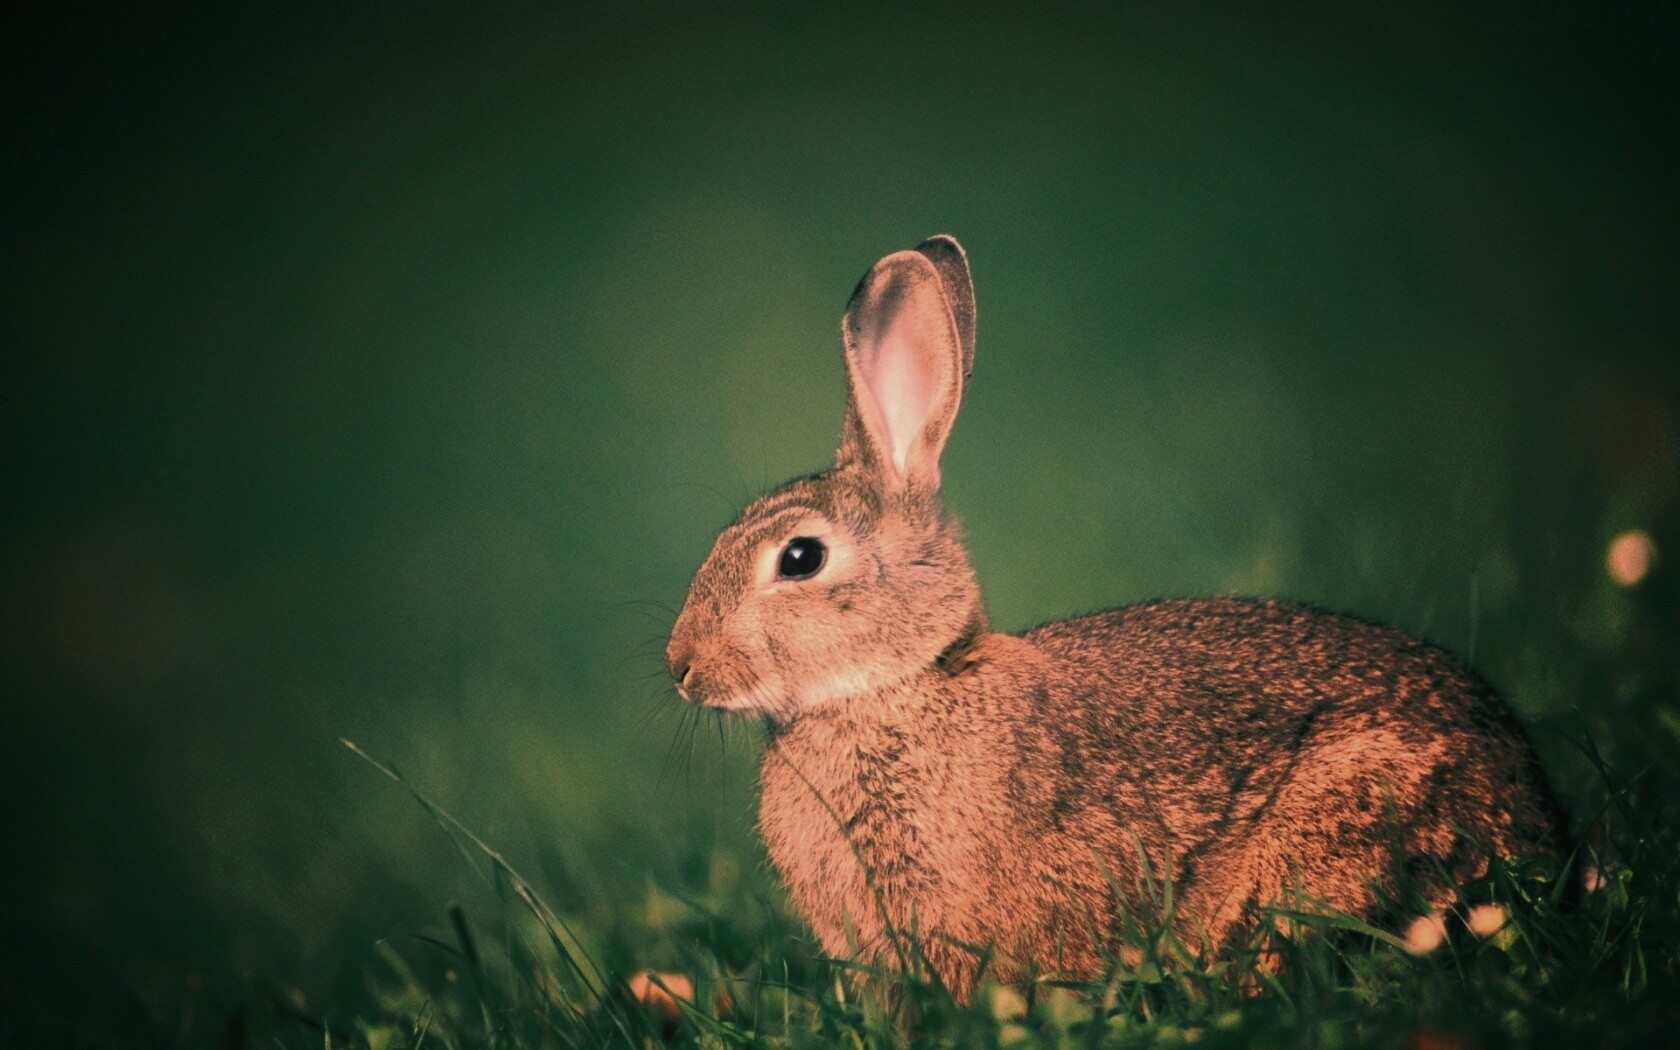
top-left (677, 663), bottom-right (793, 719)
top-left (695, 688), bottom-right (794, 721)
top-left (695, 692), bottom-right (772, 715)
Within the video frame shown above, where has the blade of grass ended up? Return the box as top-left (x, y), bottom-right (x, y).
top-left (341, 738), bottom-right (637, 1048)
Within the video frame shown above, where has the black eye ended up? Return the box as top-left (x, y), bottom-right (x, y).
top-left (777, 536), bottom-right (827, 580)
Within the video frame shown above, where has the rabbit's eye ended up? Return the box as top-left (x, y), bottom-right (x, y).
top-left (777, 537), bottom-right (827, 580)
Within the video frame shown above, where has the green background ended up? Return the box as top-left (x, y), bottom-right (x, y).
top-left (4, 2), bottom-right (1677, 1034)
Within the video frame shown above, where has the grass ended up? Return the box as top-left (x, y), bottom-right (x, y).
top-left (181, 722), bottom-right (1678, 1050)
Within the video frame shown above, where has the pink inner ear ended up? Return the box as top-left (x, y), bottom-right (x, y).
top-left (866, 315), bottom-right (938, 474)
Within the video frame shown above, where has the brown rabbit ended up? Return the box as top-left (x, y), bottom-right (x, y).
top-left (665, 235), bottom-right (1566, 997)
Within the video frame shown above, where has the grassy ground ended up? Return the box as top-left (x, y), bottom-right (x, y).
top-left (96, 715), bottom-right (1674, 1050)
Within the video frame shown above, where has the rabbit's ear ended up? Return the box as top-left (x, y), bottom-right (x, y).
top-left (839, 247), bottom-right (966, 493)
top-left (915, 235), bottom-right (976, 383)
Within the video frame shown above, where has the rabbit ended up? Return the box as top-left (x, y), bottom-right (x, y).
top-left (665, 235), bottom-right (1567, 998)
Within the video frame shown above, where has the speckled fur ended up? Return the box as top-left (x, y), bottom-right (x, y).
top-left (666, 237), bottom-right (1566, 999)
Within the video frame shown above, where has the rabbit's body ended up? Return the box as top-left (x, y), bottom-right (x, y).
top-left (760, 598), bottom-right (1563, 992)
top-left (668, 236), bottom-right (1565, 996)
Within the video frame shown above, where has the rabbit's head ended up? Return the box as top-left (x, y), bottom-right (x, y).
top-left (666, 236), bottom-right (984, 721)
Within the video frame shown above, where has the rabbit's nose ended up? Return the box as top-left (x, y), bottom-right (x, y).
top-left (667, 645), bottom-right (696, 700)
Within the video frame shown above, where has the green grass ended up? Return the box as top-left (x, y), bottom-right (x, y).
top-left (182, 726), bottom-right (1679, 1050)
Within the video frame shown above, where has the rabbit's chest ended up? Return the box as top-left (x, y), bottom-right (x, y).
top-left (759, 716), bottom-right (997, 941)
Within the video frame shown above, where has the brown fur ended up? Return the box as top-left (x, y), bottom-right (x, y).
top-left (666, 236), bottom-right (1566, 999)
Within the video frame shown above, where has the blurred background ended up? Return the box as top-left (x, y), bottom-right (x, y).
top-left (4, 1), bottom-right (1677, 1038)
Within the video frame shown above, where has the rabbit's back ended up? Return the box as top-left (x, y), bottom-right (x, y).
top-left (1017, 597), bottom-right (1565, 896)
